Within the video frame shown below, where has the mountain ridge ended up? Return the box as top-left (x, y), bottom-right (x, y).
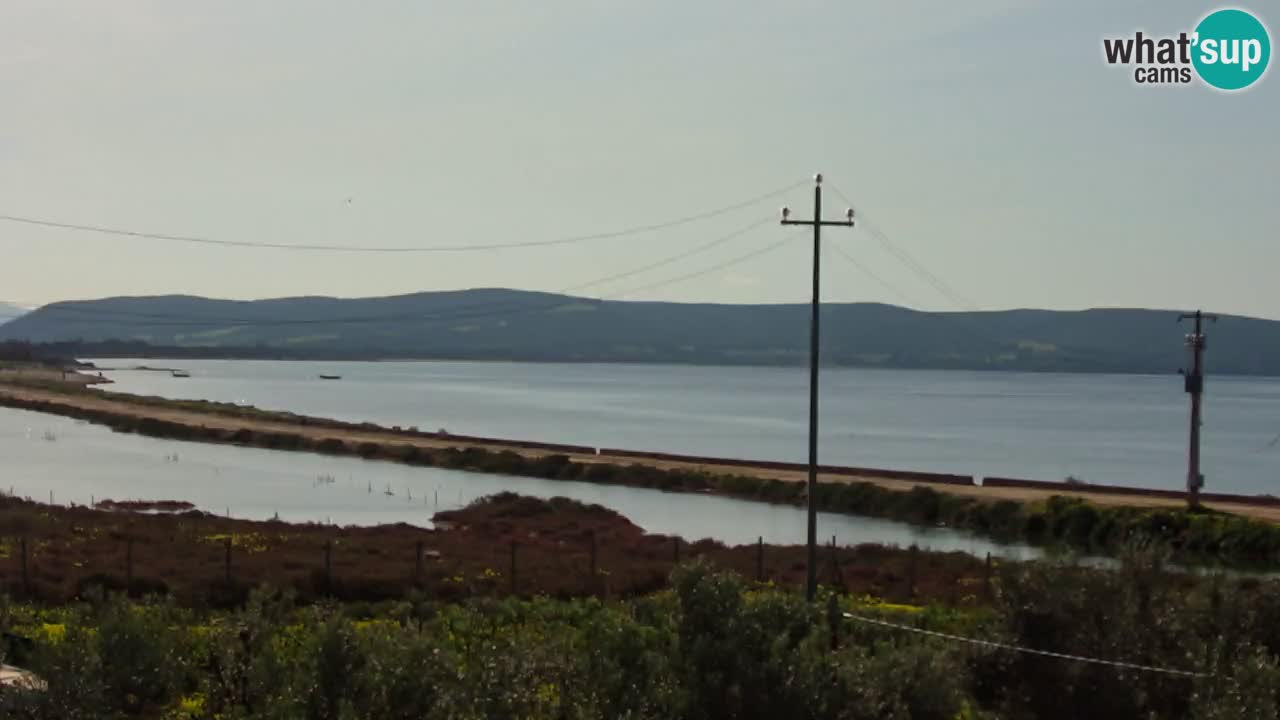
top-left (0, 302), bottom-right (27, 325)
top-left (1, 290), bottom-right (1276, 375)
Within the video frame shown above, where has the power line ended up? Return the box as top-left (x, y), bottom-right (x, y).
top-left (1, 220), bottom-right (784, 328)
top-left (0, 180), bottom-right (805, 254)
top-left (817, 189), bottom-right (1125, 368)
top-left (827, 185), bottom-right (979, 312)
top-left (870, 225), bottom-right (980, 312)
top-left (564, 217), bottom-right (772, 294)
top-left (611, 233), bottom-right (797, 298)
top-left (842, 612), bottom-right (1206, 678)
top-left (827, 187), bottom-right (1205, 372)
top-left (829, 242), bottom-right (920, 308)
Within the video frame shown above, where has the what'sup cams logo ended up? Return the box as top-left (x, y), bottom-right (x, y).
top-left (1103, 8), bottom-right (1271, 90)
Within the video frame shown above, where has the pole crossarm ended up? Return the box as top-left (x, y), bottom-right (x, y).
top-left (781, 219), bottom-right (855, 228)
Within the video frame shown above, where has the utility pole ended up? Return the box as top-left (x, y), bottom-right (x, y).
top-left (781, 173), bottom-right (854, 602)
top-left (1178, 310), bottom-right (1217, 509)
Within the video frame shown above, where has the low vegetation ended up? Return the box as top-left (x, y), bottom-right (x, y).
top-left (3, 551), bottom-right (1280, 719)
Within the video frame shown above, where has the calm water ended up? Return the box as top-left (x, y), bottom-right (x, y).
top-left (0, 405), bottom-right (1034, 557)
top-left (93, 360), bottom-right (1280, 495)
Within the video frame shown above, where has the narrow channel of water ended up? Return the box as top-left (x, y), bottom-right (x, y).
top-left (1, 406), bottom-right (1040, 559)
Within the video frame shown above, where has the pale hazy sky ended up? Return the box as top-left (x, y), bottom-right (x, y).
top-left (1, 1), bottom-right (1276, 317)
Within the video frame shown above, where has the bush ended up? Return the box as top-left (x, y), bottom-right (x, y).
top-left (316, 438), bottom-right (347, 454)
top-left (12, 556), bottom-right (1280, 718)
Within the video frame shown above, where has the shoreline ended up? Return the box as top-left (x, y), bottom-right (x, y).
top-left (3, 370), bottom-right (1280, 566)
top-left (67, 352), bottom-right (1280, 378)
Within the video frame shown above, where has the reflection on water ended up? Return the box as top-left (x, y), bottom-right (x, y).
top-left (0, 406), bottom-right (1039, 559)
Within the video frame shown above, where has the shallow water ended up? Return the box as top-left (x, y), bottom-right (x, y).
top-left (0, 406), bottom-right (1040, 559)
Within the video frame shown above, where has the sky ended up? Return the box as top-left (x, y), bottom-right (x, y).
top-left (1, 1), bottom-right (1277, 318)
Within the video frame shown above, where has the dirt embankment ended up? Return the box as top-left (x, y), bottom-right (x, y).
top-left (0, 493), bottom-right (991, 606)
top-left (0, 366), bottom-right (112, 387)
top-left (0, 376), bottom-right (1277, 523)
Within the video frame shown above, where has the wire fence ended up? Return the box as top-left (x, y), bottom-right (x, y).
top-left (0, 513), bottom-right (989, 609)
top-left (841, 611), bottom-right (1208, 678)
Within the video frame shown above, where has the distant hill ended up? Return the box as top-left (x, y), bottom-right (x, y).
top-left (0, 302), bottom-right (26, 326)
top-left (1, 290), bottom-right (1277, 375)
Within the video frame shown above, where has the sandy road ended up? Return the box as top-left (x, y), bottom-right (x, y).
top-left (1, 373), bottom-right (1277, 523)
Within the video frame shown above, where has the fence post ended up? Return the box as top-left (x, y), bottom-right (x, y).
top-left (224, 537), bottom-right (232, 584)
top-left (510, 540), bottom-right (518, 595)
top-left (984, 552), bottom-right (992, 600)
top-left (827, 593), bottom-right (840, 651)
top-left (908, 544), bottom-right (918, 600)
top-left (589, 530), bottom-right (598, 579)
top-left (324, 540), bottom-right (333, 595)
top-left (756, 536), bottom-right (764, 582)
top-left (415, 540), bottom-right (423, 585)
top-left (20, 536), bottom-right (30, 596)
top-left (829, 535), bottom-right (841, 591)
top-left (126, 537), bottom-right (134, 594)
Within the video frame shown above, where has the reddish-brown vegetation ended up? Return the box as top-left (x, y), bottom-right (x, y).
top-left (0, 492), bottom-right (992, 607)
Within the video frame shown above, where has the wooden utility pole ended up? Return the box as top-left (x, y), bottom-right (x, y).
top-left (781, 173), bottom-right (855, 602)
top-left (1179, 310), bottom-right (1217, 508)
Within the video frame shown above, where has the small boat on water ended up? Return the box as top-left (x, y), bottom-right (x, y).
top-left (171, 370), bottom-right (191, 378)
top-left (318, 374), bottom-right (342, 380)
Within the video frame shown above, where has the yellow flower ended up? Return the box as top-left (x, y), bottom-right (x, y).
top-left (166, 693), bottom-right (206, 719)
top-left (535, 682), bottom-right (560, 706)
top-left (853, 594), bottom-right (924, 614)
top-left (38, 623), bottom-right (67, 644)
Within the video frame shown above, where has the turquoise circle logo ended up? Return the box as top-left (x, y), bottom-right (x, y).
top-left (1192, 8), bottom-right (1271, 90)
